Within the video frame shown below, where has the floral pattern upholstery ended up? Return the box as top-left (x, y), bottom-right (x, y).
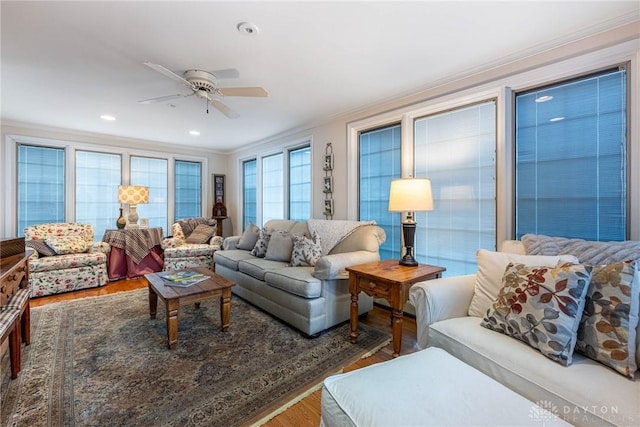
top-left (162, 219), bottom-right (223, 271)
top-left (25, 223), bottom-right (110, 297)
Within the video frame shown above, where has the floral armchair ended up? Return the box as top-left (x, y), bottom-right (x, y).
top-left (24, 223), bottom-right (110, 297)
top-left (161, 218), bottom-right (225, 271)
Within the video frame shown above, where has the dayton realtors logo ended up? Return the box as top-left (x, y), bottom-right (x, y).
top-left (530, 400), bottom-right (634, 425)
top-left (529, 400), bottom-right (562, 424)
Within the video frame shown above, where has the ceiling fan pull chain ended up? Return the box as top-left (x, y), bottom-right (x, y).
top-left (206, 98), bottom-right (209, 114)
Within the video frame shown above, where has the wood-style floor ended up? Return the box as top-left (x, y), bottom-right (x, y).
top-left (31, 278), bottom-right (419, 426)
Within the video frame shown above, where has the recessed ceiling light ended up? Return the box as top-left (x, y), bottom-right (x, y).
top-left (535, 95), bottom-right (553, 103)
top-left (189, 130), bottom-right (200, 136)
top-left (237, 22), bottom-right (259, 36)
top-left (549, 117), bottom-right (565, 122)
top-left (100, 114), bottom-right (116, 121)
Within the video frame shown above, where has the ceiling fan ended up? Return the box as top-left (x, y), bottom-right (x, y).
top-left (139, 62), bottom-right (268, 119)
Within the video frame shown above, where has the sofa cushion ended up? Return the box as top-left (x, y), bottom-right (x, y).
top-left (45, 236), bottom-right (90, 255)
top-left (185, 224), bottom-right (216, 244)
top-left (264, 267), bottom-right (322, 298)
top-left (213, 249), bottom-right (255, 271)
top-left (265, 231), bottom-right (293, 262)
top-left (236, 221), bottom-right (260, 250)
top-left (25, 239), bottom-right (56, 257)
top-left (238, 258), bottom-right (289, 281)
top-left (468, 249), bottom-right (579, 317)
top-left (329, 225), bottom-right (385, 254)
top-left (250, 227), bottom-right (271, 258)
top-left (429, 316), bottom-right (640, 426)
top-left (290, 231), bottom-right (322, 267)
top-left (481, 262), bottom-right (592, 365)
top-left (28, 252), bottom-right (108, 273)
top-left (576, 261), bottom-right (640, 378)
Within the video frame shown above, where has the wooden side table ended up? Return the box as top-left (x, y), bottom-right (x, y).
top-left (347, 259), bottom-right (445, 357)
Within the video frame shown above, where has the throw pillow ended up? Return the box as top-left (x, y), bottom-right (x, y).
top-left (251, 227), bottom-right (271, 258)
top-left (265, 231), bottom-right (294, 262)
top-left (481, 262), bottom-right (592, 366)
top-left (25, 239), bottom-right (57, 257)
top-left (290, 231), bottom-right (323, 266)
top-left (44, 236), bottom-right (91, 255)
top-left (575, 261), bottom-right (640, 378)
top-left (237, 221), bottom-right (260, 250)
top-left (468, 249), bottom-right (580, 317)
top-left (185, 224), bottom-right (216, 244)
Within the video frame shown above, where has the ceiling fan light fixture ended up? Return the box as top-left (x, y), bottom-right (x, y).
top-left (237, 22), bottom-right (259, 36)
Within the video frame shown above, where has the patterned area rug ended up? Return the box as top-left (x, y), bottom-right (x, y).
top-left (1, 289), bottom-right (390, 426)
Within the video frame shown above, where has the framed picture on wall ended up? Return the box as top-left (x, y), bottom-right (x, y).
top-left (323, 177), bottom-right (333, 193)
top-left (323, 199), bottom-right (333, 216)
top-left (323, 154), bottom-right (333, 171)
top-left (214, 174), bottom-right (225, 204)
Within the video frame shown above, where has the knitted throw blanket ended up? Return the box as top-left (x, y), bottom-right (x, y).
top-left (307, 219), bottom-right (375, 255)
top-left (522, 234), bottom-right (640, 265)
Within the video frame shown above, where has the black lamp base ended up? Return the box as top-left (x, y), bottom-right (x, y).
top-left (399, 221), bottom-right (419, 267)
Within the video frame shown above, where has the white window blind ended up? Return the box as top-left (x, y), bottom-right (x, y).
top-left (414, 101), bottom-right (497, 276)
top-left (76, 150), bottom-right (122, 240)
top-left (243, 159), bottom-right (257, 229)
top-left (289, 146), bottom-right (311, 221)
top-left (131, 156), bottom-right (168, 232)
top-left (262, 153), bottom-right (284, 224)
top-left (515, 67), bottom-right (627, 241)
top-left (17, 144), bottom-right (65, 234)
top-left (175, 160), bottom-right (201, 220)
top-left (359, 124), bottom-right (402, 261)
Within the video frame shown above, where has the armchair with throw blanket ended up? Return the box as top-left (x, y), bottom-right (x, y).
top-left (162, 217), bottom-right (229, 271)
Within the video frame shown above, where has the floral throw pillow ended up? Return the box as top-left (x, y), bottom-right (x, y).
top-left (250, 227), bottom-right (271, 258)
top-left (481, 262), bottom-right (592, 366)
top-left (575, 261), bottom-right (639, 378)
top-left (290, 231), bottom-right (323, 267)
top-left (45, 236), bottom-right (91, 255)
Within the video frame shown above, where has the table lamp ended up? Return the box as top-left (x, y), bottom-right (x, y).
top-left (118, 185), bottom-right (149, 229)
top-left (388, 178), bottom-right (434, 266)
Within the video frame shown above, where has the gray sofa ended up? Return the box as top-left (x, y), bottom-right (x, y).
top-left (213, 219), bottom-right (386, 336)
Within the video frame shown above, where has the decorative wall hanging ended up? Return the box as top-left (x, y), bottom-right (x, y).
top-left (323, 142), bottom-right (334, 219)
top-left (214, 174), bottom-right (225, 204)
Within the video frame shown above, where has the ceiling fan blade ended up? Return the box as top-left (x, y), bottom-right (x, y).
top-left (211, 68), bottom-right (240, 79)
top-left (211, 99), bottom-right (240, 119)
top-left (138, 93), bottom-right (193, 104)
top-left (218, 87), bottom-right (268, 97)
top-left (143, 62), bottom-right (194, 89)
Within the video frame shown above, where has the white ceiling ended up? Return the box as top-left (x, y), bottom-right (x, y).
top-left (1, 1), bottom-right (638, 152)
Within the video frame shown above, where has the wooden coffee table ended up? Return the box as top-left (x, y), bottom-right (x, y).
top-left (145, 266), bottom-right (235, 349)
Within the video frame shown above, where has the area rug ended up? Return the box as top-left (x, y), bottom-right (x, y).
top-left (1, 289), bottom-right (390, 426)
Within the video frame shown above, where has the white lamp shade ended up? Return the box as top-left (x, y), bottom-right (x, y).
top-left (388, 178), bottom-right (434, 212)
top-left (118, 185), bottom-right (149, 205)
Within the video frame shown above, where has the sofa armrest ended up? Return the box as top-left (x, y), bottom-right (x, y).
top-left (161, 237), bottom-right (184, 250)
top-left (222, 236), bottom-right (241, 250)
top-left (89, 242), bottom-right (110, 254)
top-left (313, 251), bottom-right (380, 280)
top-left (408, 274), bottom-right (476, 350)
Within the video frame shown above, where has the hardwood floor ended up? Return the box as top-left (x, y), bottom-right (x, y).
top-left (32, 279), bottom-right (419, 426)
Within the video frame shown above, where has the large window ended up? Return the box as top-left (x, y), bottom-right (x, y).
top-left (76, 151), bottom-right (121, 239)
top-left (359, 125), bottom-right (402, 260)
top-left (414, 101), bottom-right (497, 276)
top-left (262, 153), bottom-right (284, 224)
top-left (243, 159), bottom-right (257, 229)
top-left (515, 67), bottom-right (628, 241)
top-left (174, 160), bottom-right (201, 220)
top-left (289, 146), bottom-right (311, 221)
top-left (17, 144), bottom-right (65, 232)
top-left (131, 156), bottom-right (168, 232)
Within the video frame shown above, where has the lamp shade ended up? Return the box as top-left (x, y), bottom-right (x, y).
top-left (118, 185), bottom-right (149, 205)
top-left (388, 178), bottom-right (433, 212)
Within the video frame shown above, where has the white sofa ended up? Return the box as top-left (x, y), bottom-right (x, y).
top-left (214, 219), bottom-right (386, 336)
top-left (409, 235), bottom-right (640, 426)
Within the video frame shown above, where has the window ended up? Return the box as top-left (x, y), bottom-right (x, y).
top-left (17, 144), bottom-right (65, 233)
top-left (289, 146), bottom-right (311, 221)
top-left (414, 101), bottom-right (497, 276)
top-left (76, 151), bottom-right (121, 240)
top-left (175, 160), bottom-right (201, 220)
top-left (131, 156), bottom-right (168, 231)
top-left (359, 124), bottom-right (402, 260)
top-left (515, 67), bottom-right (628, 241)
top-left (262, 153), bottom-right (284, 224)
top-left (242, 160), bottom-right (257, 229)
